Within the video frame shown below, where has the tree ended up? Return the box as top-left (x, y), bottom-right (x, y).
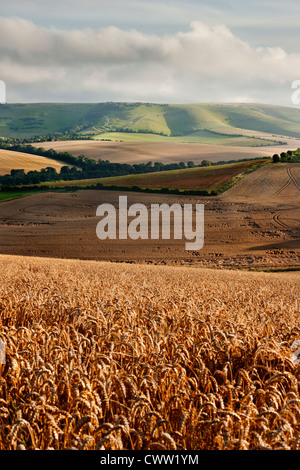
top-left (272, 154), bottom-right (280, 163)
top-left (280, 152), bottom-right (288, 161)
top-left (10, 169), bottom-right (25, 176)
top-left (154, 161), bottom-right (164, 172)
top-left (201, 160), bottom-right (212, 167)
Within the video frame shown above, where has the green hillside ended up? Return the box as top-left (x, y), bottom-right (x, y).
top-left (0, 103), bottom-right (91, 138)
top-left (1, 102), bottom-right (300, 140)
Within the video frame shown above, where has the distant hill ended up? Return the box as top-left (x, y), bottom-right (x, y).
top-left (1, 102), bottom-right (300, 140)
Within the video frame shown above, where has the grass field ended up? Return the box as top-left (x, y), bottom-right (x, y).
top-left (0, 191), bottom-right (38, 203)
top-left (0, 254), bottom-right (299, 450)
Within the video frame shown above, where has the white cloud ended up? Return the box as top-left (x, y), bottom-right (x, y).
top-left (0, 16), bottom-right (299, 105)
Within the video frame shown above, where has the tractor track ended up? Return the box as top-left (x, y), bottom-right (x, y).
top-left (273, 167), bottom-right (299, 196)
top-left (272, 213), bottom-right (290, 229)
top-left (287, 167), bottom-right (300, 191)
top-left (232, 168), bottom-right (274, 196)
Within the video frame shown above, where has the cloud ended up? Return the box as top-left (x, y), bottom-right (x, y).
top-left (0, 16), bottom-right (299, 104)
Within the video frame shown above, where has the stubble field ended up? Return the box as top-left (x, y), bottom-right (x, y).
top-left (31, 139), bottom-right (300, 165)
top-left (0, 149), bottom-right (65, 176)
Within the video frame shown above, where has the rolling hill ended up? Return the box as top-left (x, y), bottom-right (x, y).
top-left (1, 102), bottom-right (300, 141)
top-left (0, 149), bottom-right (65, 176)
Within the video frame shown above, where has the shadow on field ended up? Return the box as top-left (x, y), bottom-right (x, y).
top-left (248, 238), bottom-right (300, 251)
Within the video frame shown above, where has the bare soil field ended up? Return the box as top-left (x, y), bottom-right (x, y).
top-left (32, 139), bottom-right (300, 165)
top-left (222, 162), bottom-right (300, 202)
top-left (0, 254), bottom-right (299, 450)
top-left (0, 149), bottom-right (65, 176)
top-left (0, 163), bottom-right (299, 270)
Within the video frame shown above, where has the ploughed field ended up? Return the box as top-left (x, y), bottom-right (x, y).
top-left (0, 163), bottom-right (299, 270)
top-left (0, 255), bottom-right (299, 450)
top-left (223, 162), bottom-right (300, 201)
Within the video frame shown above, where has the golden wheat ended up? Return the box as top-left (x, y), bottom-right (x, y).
top-left (0, 254), bottom-right (299, 450)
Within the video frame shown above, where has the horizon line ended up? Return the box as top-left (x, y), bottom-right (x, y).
top-left (0, 100), bottom-right (297, 109)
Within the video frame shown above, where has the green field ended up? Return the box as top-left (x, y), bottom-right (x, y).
top-left (1, 102), bottom-right (300, 141)
top-left (0, 190), bottom-right (38, 202)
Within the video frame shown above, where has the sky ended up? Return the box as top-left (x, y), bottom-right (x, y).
top-left (1, 0), bottom-right (300, 106)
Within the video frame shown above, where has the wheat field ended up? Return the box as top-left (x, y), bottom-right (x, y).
top-left (0, 254), bottom-right (299, 450)
top-left (0, 149), bottom-right (64, 176)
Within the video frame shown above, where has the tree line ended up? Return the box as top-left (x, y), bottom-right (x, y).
top-left (272, 149), bottom-right (300, 163)
top-left (0, 139), bottom-right (273, 188)
top-left (0, 141), bottom-right (199, 186)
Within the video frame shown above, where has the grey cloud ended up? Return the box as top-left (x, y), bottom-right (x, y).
top-left (0, 16), bottom-right (299, 105)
